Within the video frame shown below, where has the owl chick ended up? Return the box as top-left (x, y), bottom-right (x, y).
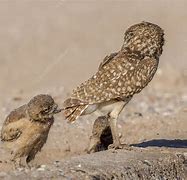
top-left (1, 94), bottom-right (61, 168)
top-left (63, 22), bottom-right (164, 149)
top-left (87, 116), bottom-right (113, 153)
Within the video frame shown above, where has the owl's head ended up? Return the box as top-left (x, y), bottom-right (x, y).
top-left (122, 22), bottom-right (164, 59)
top-left (27, 94), bottom-right (61, 122)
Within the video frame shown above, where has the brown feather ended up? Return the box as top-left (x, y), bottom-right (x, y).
top-left (65, 105), bottom-right (88, 122)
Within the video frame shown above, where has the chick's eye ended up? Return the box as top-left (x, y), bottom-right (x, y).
top-left (41, 108), bottom-right (49, 114)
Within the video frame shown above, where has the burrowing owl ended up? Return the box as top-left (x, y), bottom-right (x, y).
top-left (63, 22), bottom-right (164, 149)
top-left (1, 94), bottom-right (61, 168)
top-left (87, 116), bottom-right (113, 153)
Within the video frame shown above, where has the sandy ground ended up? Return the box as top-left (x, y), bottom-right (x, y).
top-left (0, 1), bottom-right (186, 179)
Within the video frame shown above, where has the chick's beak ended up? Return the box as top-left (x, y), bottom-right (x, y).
top-left (52, 104), bottom-right (62, 114)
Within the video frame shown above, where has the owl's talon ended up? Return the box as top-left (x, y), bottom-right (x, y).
top-left (108, 143), bottom-right (132, 151)
top-left (108, 143), bottom-right (122, 150)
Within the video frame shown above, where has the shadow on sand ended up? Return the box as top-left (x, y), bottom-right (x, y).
top-left (131, 139), bottom-right (187, 148)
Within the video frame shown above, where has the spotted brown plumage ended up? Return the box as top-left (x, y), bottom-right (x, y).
top-left (1, 94), bottom-right (61, 168)
top-left (63, 22), bottom-right (165, 149)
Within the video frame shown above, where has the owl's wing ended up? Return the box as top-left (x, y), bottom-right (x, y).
top-left (64, 53), bottom-right (158, 109)
top-left (98, 52), bottom-right (118, 70)
top-left (3, 105), bottom-right (27, 125)
top-left (1, 106), bottom-right (27, 141)
top-left (1, 122), bottom-right (22, 141)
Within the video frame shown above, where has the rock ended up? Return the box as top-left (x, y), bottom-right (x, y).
top-left (37, 164), bottom-right (46, 171)
top-left (58, 148), bottom-right (186, 179)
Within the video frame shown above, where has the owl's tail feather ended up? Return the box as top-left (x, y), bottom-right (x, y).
top-left (63, 98), bottom-right (88, 122)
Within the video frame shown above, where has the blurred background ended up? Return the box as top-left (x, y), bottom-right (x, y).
top-left (0, 0), bottom-right (186, 98)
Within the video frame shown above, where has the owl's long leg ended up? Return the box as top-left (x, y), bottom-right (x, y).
top-left (108, 98), bottom-right (132, 149)
top-left (108, 101), bottom-right (125, 148)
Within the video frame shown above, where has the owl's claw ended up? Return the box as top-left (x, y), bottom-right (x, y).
top-left (108, 143), bottom-right (132, 152)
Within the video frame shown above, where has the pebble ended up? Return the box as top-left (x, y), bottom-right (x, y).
top-left (37, 164), bottom-right (46, 171)
top-left (77, 164), bottom-right (81, 168)
top-left (143, 160), bottom-right (152, 166)
top-left (58, 169), bottom-right (64, 176)
top-left (54, 160), bottom-right (61, 167)
top-left (183, 152), bottom-right (187, 159)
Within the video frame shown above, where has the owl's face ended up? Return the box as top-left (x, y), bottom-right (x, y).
top-left (27, 94), bottom-right (61, 122)
top-left (122, 22), bottom-right (164, 58)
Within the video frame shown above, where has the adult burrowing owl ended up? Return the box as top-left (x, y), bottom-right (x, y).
top-left (63, 22), bottom-right (164, 149)
top-left (1, 94), bottom-right (61, 168)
